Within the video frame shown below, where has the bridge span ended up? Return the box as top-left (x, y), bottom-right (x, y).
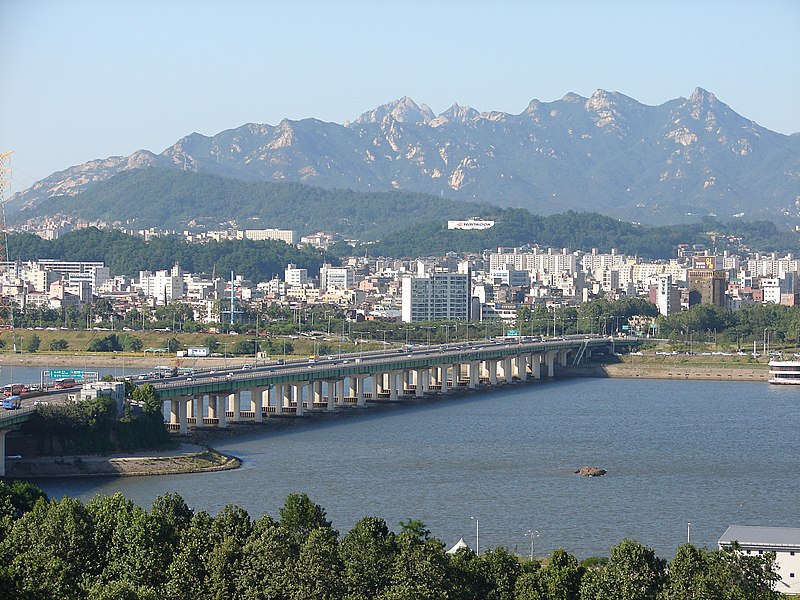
top-left (152, 336), bottom-right (635, 434)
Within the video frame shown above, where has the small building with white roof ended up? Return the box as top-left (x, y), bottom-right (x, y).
top-left (718, 525), bottom-right (800, 594)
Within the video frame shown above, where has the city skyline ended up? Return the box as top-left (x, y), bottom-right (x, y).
top-left (1, 0), bottom-right (799, 196)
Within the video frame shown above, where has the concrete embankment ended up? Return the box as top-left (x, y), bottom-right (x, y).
top-left (559, 361), bottom-right (768, 382)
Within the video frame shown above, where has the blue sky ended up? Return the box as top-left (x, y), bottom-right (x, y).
top-left (2, 0), bottom-right (798, 195)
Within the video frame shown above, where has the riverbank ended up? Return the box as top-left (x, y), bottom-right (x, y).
top-left (560, 359), bottom-right (768, 381)
top-left (4, 443), bottom-right (241, 479)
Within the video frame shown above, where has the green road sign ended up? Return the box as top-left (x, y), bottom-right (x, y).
top-left (43, 369), bottom-right (85, 379)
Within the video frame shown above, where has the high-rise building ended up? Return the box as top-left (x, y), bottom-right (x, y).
top-left (653, 274), bottom-right (680, 316)
top-left (687, 269), bottom-right (726, 307)
top-left (284, 264), bottom-right (308, 287)
top-left (319, 263), bottom-right (354, 292)
top-left (401, 271), bottom-right (470, 323)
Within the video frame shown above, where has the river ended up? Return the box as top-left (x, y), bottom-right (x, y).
top-left (33, 378), bottom-right (799, 559)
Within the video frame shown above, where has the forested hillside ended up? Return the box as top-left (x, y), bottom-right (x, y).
top-left (362, 212), bottom-right (800, 259)
top-left (7, 229), bottom-right (331, 283)
top-left (14, 169), bottom-right (490, 239)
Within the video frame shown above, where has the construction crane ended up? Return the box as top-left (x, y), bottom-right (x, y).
top-left (0, 151), bottom-right (14, 332)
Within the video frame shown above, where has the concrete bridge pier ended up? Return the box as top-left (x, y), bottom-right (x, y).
top-left (531, 355), bottom-right (542, 379)
top-left (504, 357), bottom-right (514, 383)
top-left (517, 355), bottom-right (528, 382)
top-left (229, 391), bottom-right (241, 422)
top-left (354, 375), bottom-right (366, 406)
top-left (468, 361), bottom-right (480, 388)
top-left (414, 369), bottom-right (426, 397)
top-left (333, 380), bottom-right (343, 408)
top-left (487, 360), bottom-right (497, 385)
top-left (324, 380), bottom-right (336, 411)
top-left (273, 384), bottom-right (284, 415)
top-left (389, 371), bottom-right (399, 401)
top-left (251, 386), bottom-right (267, 422)
top-left (545, 352), bottom-right (556, 378)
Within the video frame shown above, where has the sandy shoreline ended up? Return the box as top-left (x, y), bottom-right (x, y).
top-left (4, 443), bottom-right (241, 479)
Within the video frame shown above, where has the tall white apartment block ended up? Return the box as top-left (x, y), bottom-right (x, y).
top-left (401, 271), bottom-right (470, 323)
top-left (284, 264), bottom-right (308, 287)
top-left (655, 274), bottom-right (680, 316)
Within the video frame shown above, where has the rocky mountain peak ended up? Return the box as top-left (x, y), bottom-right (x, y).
top-left (438, 103), bottom-right (480, 124)
top-left (689, 87), bottom-right (718, 105)
top-left (354, 96), bottom-right (435, 125)
top-left (561, 92), bottom-right (585, 103)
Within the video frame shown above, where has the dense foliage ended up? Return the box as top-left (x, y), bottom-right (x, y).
top-left (18, 168), bottom-right (489, 240)
top-left (21, 384), bottom-right (170, 455)
top-left (7, 229), bottom-right (331, 283)
top-left (365, 211), bottom-right (800, 259)
top-left (0, 487), bottom-right (780, 599)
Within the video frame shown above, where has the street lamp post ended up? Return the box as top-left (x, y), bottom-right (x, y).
top-left (526, 529), bottom-right (539, 561)
top-left (687, 522), bottom-right (692, 544)
top-left (471, 516), bottom-right (479, 556)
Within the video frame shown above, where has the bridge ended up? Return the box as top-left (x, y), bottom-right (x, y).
top-left (151, 336), bottom-right (635, 434)
top-left (0, 336), bottom-right (637, 476)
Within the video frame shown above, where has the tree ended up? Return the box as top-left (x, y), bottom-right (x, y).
top-left (292, 526), bottom-right (344, 600)
top-left (25, 334), bottom-right (41, 353)
top-left (279, 493), bottom-right (333, 550)
top-left (133, 384), bottom-right (162, 414)
top-left (163, 337), bottom-right (180, 353)
top-left (516, 548), bottom-right (582, 600)
top-left (448, 547), bottom-right (494, 600)
top-left (236, 516), bottom-right (295, 599)
top-left (480, 546), bottom-right (522, 600)
top-left (3, 497), bottom-right (97, 599)
top-left (384, 525), bottom-right (451, 599)
top-left (339, 516), bottom-right (397, 599)
top-left (659, 543), bottom-right (780, 600)
top-left (202, 336), bottom-right (220, 352)
top-left (49, 338), bottom-right (69, 351)
top-left (165, 511), bottom-right (216, 600)
top-left (579, 539), bottom-right (666, 600)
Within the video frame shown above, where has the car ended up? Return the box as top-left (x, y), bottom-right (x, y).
top-left (186, 377), bottom-right (194, 381)
top-left (226, 372), bottom-right (234, 377)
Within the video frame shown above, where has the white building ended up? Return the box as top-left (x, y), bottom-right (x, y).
top-left (319, 263), bottom-right (354, 292)
top-left (401, 270), bottom-right (470, 323)
top-left (240, 228), bottom-right (296, 244)
top-left (655, 274), bottom-right (680, 316)
top-left (719, 525), bottom-right (800, 594)
top-left (138, 264), bottom-right (185, 304)
top-left (284, 264), bottom-right (308, 287)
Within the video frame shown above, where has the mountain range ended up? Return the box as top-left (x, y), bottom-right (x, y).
top-left (10, 88), bottom-right (800, 227)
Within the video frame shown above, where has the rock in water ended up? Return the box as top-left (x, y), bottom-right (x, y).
top-left (575, 466), bottom-right (606, 477)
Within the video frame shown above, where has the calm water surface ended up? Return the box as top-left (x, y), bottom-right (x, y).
top-left (35, 378), bottom-right (799, 559)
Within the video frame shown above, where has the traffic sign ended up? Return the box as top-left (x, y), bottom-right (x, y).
top-left (43, 369), bottom-right (84, 379)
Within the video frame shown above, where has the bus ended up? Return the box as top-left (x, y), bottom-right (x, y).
top-left (2, 395), bottom-right (21, 410)
top-left (54, 378), bottom-right (76, 389)
top-left (2, 383), bottom-right (26, 397)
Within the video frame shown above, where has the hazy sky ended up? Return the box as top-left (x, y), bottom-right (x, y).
top-left (2, 0), bottom-right (798, 195)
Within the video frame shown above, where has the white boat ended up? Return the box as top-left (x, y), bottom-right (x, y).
top-left (768, 360), bottom-right (800, 384)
